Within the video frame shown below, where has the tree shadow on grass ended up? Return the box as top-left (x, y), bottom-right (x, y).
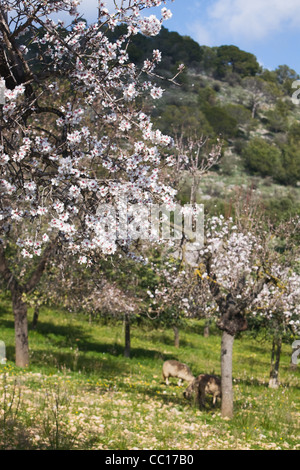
top-left (29, 345), bottom-right (177, 376)
top-left (2, 317), bottom-right (177, 373)
top-left (0, 319), bottom-right (15, 330)
top-left (30, 348), bottom-right (124, 375)
top-left (38, 320), bottom-right (185, 358)
top-left (31, 320), bottom-right (90, 345)
top-left (5, 345), bottom-right (15, 363)
top-left (0, 302), bottom-right (11, 319)
top-left (25, 320), bottom-right (176, 374)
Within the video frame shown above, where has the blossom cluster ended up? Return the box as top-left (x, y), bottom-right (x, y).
top-left (194, 214), bottom-right (300, 332)
top-left (198, 215), bottom-right (263, 295)
top-left (0, 0), bottom-right (176, 259)
top-left (253, 267), bottom-right (300, 334)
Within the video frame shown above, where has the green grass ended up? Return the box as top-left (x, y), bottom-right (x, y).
top-left (0, 297), bottom-right (299, 450)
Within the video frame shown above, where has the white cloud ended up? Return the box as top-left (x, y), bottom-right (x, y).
top-left (190, 0), bottom-right (300, 45)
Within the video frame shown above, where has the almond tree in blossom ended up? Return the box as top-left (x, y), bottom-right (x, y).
top-left (195, 213), bottom-right (299, 418)
top-left (253, 268), bottom-right (300, 388)
top-left (250, 216), bottom-right (300, 389)
top-left (0, 0), bottom-right (178, 367)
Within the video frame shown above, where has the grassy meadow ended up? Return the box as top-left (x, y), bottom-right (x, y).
top-left (0, 297), bottom-right (299, 450)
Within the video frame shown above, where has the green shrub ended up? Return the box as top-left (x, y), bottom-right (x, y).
top-left (234, 139), bottom-right (247, 155)
top-left (263, 196), bottom-right (300, 221)
top-left (203, 105), bottom-right (238, 138)
top-left (214, 45), bottom-right (260, 79)
top-left (224, 104), bottom-right (252, 127)
top-left (264, 109), bottom-right (288, 133)
top-left (243, 138), bottom-right (284, 179)
top-left (198, 86), bottom-right (217, 106)
top-left (287, 122), bottom-right (300, 144)
top-left (155, 104), bottom-right (213, 138)
top-left (279, 144), bottom-right (300, 185)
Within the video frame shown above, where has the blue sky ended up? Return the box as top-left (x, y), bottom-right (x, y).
top-left (55, 0), bottom-right (300, 74)
top-left (165, 0), bottom-right (300, 74)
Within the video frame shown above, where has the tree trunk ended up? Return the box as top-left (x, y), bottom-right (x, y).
top-left (204, 320), bottom-right (210, 338)
top-left (31, 304), bottom-right (39, 330)
top-left (221, 331), bottom-right (234, 419)
top-left (269, 337), bottom-right (282, 389)
top-left (173, 326), bottom-right (180, 348)
top-left (124, 314), bottom-right (131, 358)
top-left (12, 292), bottom-right (29, 368)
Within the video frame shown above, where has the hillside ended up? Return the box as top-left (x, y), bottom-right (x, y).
top-left (15, 24), bottom-right (300, 221)
top-left (157, 71), bottom-right (300, 219)
top-left (122, 26), bottom-right (300, 220)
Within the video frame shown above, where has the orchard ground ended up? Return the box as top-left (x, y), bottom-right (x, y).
top-left (0, 297), bottom-right (299, 450)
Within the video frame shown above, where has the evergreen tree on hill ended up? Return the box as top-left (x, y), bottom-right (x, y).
top-left (214, 45), bottom-right (260, 79)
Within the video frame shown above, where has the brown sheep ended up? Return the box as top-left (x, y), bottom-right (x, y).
top-left (183, 374), bottom-right (221, 408)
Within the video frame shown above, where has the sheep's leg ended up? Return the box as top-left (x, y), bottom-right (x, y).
top-left (198, 385), bottom-right (206, 409)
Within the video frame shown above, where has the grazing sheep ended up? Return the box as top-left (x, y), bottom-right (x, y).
top-left (162, 360), bottom-right (195, 386)
top-left (183, 374), bottom-right (221, 408)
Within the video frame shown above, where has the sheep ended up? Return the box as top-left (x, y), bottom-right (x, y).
top-left (183, 374), bottom-right (221, 408)
top-left (162, 360), bottom-right (195, 386)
